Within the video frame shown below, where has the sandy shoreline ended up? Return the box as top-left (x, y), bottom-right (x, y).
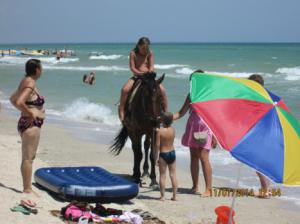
top-left (1, 111), bottom-right (300, 224)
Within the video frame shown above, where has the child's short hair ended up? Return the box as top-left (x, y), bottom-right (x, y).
top-left (161, 112), bottom-right (173, 127)
top-left (248, 74), bottom-right (264, 86)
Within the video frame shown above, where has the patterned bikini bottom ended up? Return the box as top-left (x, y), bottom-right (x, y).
top-left (17, 116), bottom-right (44, 134)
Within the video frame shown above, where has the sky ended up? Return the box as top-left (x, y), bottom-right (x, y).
top-left (0, 0), bottom-right (299, 44)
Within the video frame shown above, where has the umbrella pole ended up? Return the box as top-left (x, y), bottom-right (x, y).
top-left (228, 163), bottom-right (243, 224)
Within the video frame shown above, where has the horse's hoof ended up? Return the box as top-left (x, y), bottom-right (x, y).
top-left (141, 172), bottom-right (150, 180)
top-left (141, 179), bottom-right (147, 185)
top-left (150, 183), bottom-right (159, 190)
top-left (149, 181), bottom-right (159, 190)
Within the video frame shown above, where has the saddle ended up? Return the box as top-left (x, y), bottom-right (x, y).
top-left (123, 78), bottom-right (142, 127)
top-left (127, 79), bottom-right (142, 112)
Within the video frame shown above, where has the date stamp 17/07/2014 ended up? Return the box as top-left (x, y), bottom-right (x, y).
top-left (209, 188), bottom-right (282, 197)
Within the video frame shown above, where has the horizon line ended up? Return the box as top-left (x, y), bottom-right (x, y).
top-left (1, 41), bottom-right (300, 45)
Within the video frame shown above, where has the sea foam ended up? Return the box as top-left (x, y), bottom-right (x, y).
top-left (276, 66), bottom-right (300, 80)
top-left (0, 56), bottom-right (79, 65)
top-left (61, 98), bottom-right (120, 126)
top-left (155, 64), bottom-right (187, 69)
top-left (43, 65), bottom-right (128, 71)
top-left (169, 68), bottom-right (271, 79)
top-left (89, 54), bottom-right (123, 60)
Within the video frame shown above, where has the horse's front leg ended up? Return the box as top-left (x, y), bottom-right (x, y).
top-left (142, 135), bottom-right (151, 179)
top-left (131, 137), bottom-right (143, 184)
top-left (149, 131), bottom-right (159, 189)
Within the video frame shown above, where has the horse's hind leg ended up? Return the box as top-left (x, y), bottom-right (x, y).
top-left (141, 135), bottom-right (151, 179)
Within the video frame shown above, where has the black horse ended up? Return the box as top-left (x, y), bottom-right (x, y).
top-left (111, 72), bottom-right (166, 186)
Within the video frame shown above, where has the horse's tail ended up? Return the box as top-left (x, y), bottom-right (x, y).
top-left (110, 126), bottom-right (128, 155)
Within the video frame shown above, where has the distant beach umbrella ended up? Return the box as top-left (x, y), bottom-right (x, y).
top-left (190, 72), bottom-right (300, 185)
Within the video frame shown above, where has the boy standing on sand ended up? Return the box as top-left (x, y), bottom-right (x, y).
top-left (248, 74), bottom-right (271, 197)
top-left (155, 112), bottom-right (178, 201)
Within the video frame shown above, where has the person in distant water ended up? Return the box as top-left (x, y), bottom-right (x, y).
top-left (173, 69), bottom-right (217, 197)
top-left (83, 72), bottom-right (96, 85)
top-left (10, 59), bottom-right (45, 196)
top-left (155, 112), bottom-right (178, 201)
top-left (248, 74), bottom-right (271, 197)
top-left (56, 51), bottom-right (62, 61)
top-left (89, 72), bottom-right (96, 85)
top-left (118, 37), bottom-right (168, 122)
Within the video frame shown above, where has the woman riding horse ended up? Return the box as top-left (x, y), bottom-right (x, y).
top-left (111, 72), bottom-right (166, 186)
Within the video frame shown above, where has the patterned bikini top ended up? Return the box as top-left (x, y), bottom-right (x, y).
top-left (25, 87), bottom-right (45, 107)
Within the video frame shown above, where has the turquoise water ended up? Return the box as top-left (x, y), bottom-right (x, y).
top-left (1, 43), bottom-right (300, 205)
top-left (1, 43), bottom-right (300, 126)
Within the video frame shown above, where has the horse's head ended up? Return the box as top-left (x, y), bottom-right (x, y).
top-left (138, 72), bottom-right (165, 126)
top-left (140, 72), bottom-right (164, 97)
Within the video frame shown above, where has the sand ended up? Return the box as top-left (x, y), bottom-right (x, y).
top-left (0, 111), bottom-right (299, 224)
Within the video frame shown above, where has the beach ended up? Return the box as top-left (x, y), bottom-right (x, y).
top-left (1, 110), bottom-right (300, 224)
top-left (0, 43), bottom-right (300, 223)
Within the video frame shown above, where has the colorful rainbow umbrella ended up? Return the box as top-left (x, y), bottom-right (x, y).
top-left (190, 72), bottom-right (300, 185)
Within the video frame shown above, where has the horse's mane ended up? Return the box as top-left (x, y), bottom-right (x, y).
top-left (125, 72), bottom-right (161, 126)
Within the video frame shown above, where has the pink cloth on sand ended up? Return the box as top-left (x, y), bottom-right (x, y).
top-left (182, 111), bottom-right (213, 150)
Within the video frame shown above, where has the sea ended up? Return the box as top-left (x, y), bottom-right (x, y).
top-left (0, 43), bottom-right (300, 207)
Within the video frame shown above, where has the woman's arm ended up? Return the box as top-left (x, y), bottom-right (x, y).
top-left (173, 94), bottom-right (190, 120)
top-left (129, 51), bottom-right (144, 76)
top-left (10, 79), bottom-right (36, 119)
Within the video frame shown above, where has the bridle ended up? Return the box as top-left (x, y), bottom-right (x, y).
top-left (140, 76), bottom-right (162, 128)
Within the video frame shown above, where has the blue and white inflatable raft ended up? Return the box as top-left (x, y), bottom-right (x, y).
top-left (34, 166), bottom-right (139, 203)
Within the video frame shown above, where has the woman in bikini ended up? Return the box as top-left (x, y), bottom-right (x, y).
top-left (118, 37), bottom-right (168, 122)
top-left (10, 59), bottom-right (45, 196)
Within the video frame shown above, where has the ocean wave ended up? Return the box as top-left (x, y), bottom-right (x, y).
top-left (162, 66), bottom-right (194, 79)
top-left (276, 66), bottom-right (300, 81)
top-left (207, 71), bottom-right (273, 78)
top-left (207, 71), bottom-right (256, 78)
top-left (46, 109), bottom-right (63, 116)
top-left (210, 150), bottom-right (239, 165)
top-left (0, 99), bottom-right (14, 110)
top-left (284, 75), bottom-right (300, 81)
top-left (155, 64), bottom-right (187, 69)
top-left (166, 74), bottom-right (189, 79)
top-left (61, 98), bottom-right (120, 126)
top-left (175, 67), bottom-right (195, 75)
top-left (89, 54), bottom-right (123, 60)
top-left (43, 65), bottom-right (128, 71)
top-left (41, 57), bottom-right (79, 64)
top-left (168, 69), bottom-right (272, 79)
top-left (0, 56), bottom-right (79, 65)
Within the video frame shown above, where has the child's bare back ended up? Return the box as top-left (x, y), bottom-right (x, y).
top-left (155, 112), bottom-right (178, 201)
top-left (158, 126), bottom-right (175, 153)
